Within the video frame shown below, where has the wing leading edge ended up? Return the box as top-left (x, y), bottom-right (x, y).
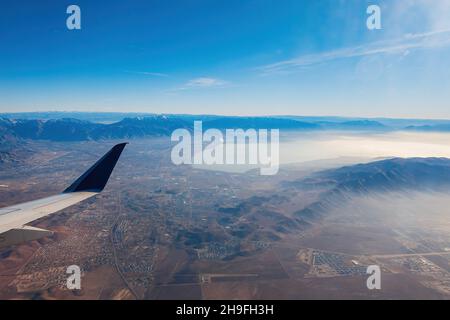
top-left (0, 143), bottom-right (127, 248)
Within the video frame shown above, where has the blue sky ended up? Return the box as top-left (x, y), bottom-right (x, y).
top-left (1, 0), bottom-right (450, 118)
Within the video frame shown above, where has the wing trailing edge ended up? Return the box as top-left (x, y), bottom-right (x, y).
top-left (0, 226), bottom-right (53, 248)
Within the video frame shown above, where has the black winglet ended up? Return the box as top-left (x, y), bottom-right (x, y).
top-left (63, 143), bottom-right (127, 193)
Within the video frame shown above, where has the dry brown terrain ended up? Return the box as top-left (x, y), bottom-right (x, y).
top-left (1, 138), bottom-right (450, 299)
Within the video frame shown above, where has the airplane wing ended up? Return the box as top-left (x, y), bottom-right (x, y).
top-left (0, 143), bottom-right (127, 248)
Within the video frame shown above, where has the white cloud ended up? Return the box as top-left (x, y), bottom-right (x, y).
top-left (126, 71), bottom-right (169, 77)
top-left (259, 1), bottom-right (450, 75)
top-left (185, 77), bottom-right (229, 88)
top-left (165, 77), bottom-right (230, 94)
top-left (258, 29), bottom-right (450, 75)
top-left (390, 0), bottom-right (450, 32)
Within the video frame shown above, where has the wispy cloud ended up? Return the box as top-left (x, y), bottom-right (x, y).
top-left (185, 77), bottom-right (229, 88)
top-left (170, 77), bottom-right (230, 92)
top-left (125, 70), bottom-right (169, 77)
top-left (259, 29), bottom-right (450, 75)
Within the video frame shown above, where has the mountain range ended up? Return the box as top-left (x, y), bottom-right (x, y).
top-left (0, 116), bottom-right (191, 142)
top-left (289, 157), bottom-right (450, 220)
top-left (0, 115), bottom-right (398, 143)
top-left (2, 113), bottom-right (450, 144)
top-left (317, 157), bottom-right (450, 192)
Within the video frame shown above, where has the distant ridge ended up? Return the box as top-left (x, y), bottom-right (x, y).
top-left (288, 157), bottom-right (450, 220)
top-left (0, 116), bottom-right (191, 142)
top-left (314, 120), bottom-right (386, 130)
top-left (0, 115), bottom-right (396, 143)
top-left (3, 113), bottom-right (450, 143)
top-left (405, 124), bottom-right (450, 132)
top-left (317, 157), bottom-right (450, 192)
top-left (202, 117), bottom-right (320, 130)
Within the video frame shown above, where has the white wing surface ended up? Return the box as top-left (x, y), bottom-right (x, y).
top-left (0, 143), bottom-right (127, 248)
